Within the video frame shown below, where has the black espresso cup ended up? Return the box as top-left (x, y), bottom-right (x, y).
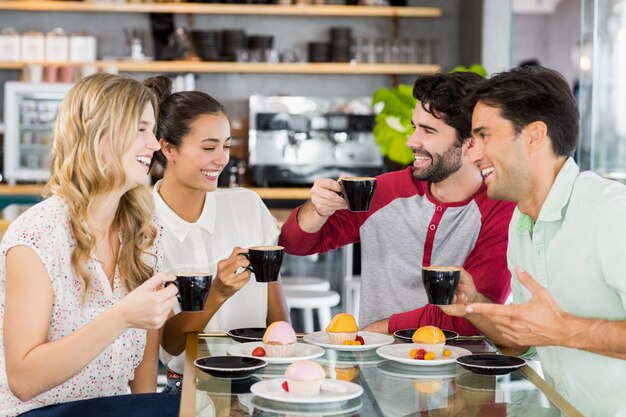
top-left (422, 266), bottom-right (461, 305)
top-left (167, 271), bottom-right (212, 312)
top-left (246, 246), bottom-right (284, 283)
top-left (340, 177), bottom-right (377, 212)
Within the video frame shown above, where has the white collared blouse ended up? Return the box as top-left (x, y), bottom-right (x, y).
top-left (153, 182), bottom-right (280, 374)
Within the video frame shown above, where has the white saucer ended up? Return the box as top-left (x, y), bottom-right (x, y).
top-left (250, 378), bottom-right (363, 404)
top-left (376, 361), bottom-right (457, 379)
top-left (227, 342), bottom-right (324, 364)
top-left (376, 344), bottom-right (472, 366)
top-left (251, 397), bottom-right (363, 415)
top-left (303, 331), bottom-right (394, 352)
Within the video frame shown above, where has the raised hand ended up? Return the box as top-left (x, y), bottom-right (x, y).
top-left (212, 246), bottom-right (252, 301)
top-left (466, 266), bottom-right (570, 347)
top-left (309, 177), bottom-right (348, 218)
top-left (116, 272), bottom-right (179, 330)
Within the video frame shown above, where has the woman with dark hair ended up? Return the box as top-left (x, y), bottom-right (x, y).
top-left (144, 76), bottom-right (289, 395)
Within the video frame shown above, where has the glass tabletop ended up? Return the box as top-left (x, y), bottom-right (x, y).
top-left (179, 333), bottom-right (583, 417)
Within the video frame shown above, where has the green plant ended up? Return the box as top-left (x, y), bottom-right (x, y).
top-left (371, 64), bottom-right (488, 166)
top-left (371, 84), bottom-right (417, 165)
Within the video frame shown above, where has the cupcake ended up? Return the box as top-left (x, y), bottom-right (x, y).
top-left (412, 326), bottom-right (446, 358)
top-left (284, 361), bottom-right (326, 397)
top-left (263, 321), bottom-right (297, 357)
top-left (325, 313), bottom-right (359, 344)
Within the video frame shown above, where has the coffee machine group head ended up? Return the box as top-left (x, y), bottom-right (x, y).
top-left (248, 95), bottom-right (383, 186)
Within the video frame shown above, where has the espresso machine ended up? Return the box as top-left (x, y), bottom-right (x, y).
top-left (248, 95), bottom-right (384, 187)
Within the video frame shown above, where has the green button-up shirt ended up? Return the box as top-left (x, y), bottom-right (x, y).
top-left (508, 158), bottom-right (626, 417)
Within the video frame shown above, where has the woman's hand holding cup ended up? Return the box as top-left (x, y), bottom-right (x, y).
top-left (116, 272), bottom-right (179, 329)
top-left (213, 246), bottom-right (252, 302)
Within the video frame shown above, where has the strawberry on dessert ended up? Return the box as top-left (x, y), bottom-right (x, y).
top-left (325, 313), bottom-right (359, 345)
top-left (284, 361), bottom-right (326, 397)
top-left (262, 321), bottom-right (297, 357)
top-left (251, 346), bottom-right (266, 357)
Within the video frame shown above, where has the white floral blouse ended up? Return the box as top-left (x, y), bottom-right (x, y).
top-left (0, 195), bottom-right (163, 416)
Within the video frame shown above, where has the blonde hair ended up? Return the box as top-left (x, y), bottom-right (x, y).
top-left (44, 73), bottom-right (159, 297)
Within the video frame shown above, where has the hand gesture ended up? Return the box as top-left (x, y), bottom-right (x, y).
top-left (309, 177), bottom-right (348, 218)
top-left (212, 246), bottom-right (252, 301)
top-left (117, 272), bottom-right (179, 330)
top-left (466, 266), bottom-right (570, 347)
top-left (438, 268), bottom-right (479, 317)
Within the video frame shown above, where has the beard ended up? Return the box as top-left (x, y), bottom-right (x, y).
top-left (411, 141), bottom-right (463, 183)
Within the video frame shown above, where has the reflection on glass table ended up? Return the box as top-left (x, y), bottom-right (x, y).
top-left (179, 334), bottom-right (583, 417)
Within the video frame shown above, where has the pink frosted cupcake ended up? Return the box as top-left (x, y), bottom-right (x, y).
top-left (263, 321), bottom-right (297, 357)
top-left (284, 361), bottom-right (326, 397)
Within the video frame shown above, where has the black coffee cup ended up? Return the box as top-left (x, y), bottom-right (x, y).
top-left (340, 177), bottom-right (377, 212)
top-left (422, 266), bottom-right (461, 305)
top-left (245, 246), bottom-right (284, 283)
top-left (167, 272), bottom-right (212, 312)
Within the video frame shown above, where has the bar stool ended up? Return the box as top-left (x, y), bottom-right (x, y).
top-left (284, 289), bottom-right (340, 333)
top-left (342, 243), bottom-right (361, 323)
top-left (282, 276), bottom-right (331, 292)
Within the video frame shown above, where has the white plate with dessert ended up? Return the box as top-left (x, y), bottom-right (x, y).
top-left (227, 342), bottom-right (325, 364)
top-left (251, 397), bottom-right (363, 416)
top-left (303, 331), bottom-right (394, 352)
top-left (250, 379), bottom-right (363, 404)
top-left (376, 344), bottom-right (472, 366)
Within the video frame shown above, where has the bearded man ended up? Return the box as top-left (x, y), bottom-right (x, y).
top-left (279, 72), bottom-right (515, 335)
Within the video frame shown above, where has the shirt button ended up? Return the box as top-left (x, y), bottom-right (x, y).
top-left (436, 206), bottom-right (443, 212)
top-left (429, 224), bottom-right (436, 231)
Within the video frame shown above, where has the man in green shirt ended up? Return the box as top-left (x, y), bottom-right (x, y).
top-left (441, 66), bottom-right (626, 417)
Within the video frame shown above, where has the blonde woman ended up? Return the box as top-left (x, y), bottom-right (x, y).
top-left (144, 76), bottom-right (289, 394)
top-left (0, 73), bottom-right (179, 417)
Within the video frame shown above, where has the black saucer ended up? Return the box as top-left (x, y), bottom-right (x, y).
top-left (197, 375), bottom-right (261, 395)
top-left (194, 355), bottom-right (267, 378)
top-left (227, 327), bottom-right (266, 343)
top-left (393, 328), bottom-right (459, 343)
top-left (456, 354), bottom-right (526, 375)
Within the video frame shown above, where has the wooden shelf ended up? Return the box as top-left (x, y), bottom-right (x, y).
top-left (0, 1), bottom-right (441, 17)
top-left (0, 61), bottom-right (440, 75)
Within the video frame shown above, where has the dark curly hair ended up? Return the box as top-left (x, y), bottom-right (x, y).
top-left (144, 75), bottom-right (225, 166)
top-left (464, 66), bottom-right (578, 157)
top-left (413, 71), bottom-right (484, 145)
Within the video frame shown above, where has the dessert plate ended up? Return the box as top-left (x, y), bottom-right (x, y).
top-left (456, 354), bottom-right (526, 375)
top-left (250, 378), bottom-right (363, 404)
top-left (376, 344), bottom-right (472, 366)
top-left (227, 342), bottom-right (324, 364)
top-left (316, 348), bottom-right (384, 366)
top-left (194, 356), bottom-right (267, 379)
top-left (251, 397), bottom-right (363, 416)
top-left (227, 327), bottom-right (266, 343)
top-left (303, 331), bottom-right (394, 352)
top-left (393, 329), bottom-right (459, 343)
top-left (376, 361), bottom-right (457, 380)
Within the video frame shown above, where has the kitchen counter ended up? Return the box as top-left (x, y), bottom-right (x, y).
top-left (0, 184), bottom-right (311, 200)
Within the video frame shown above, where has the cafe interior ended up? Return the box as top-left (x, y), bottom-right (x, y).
top-left (0, 0), bottom-right (622, 416)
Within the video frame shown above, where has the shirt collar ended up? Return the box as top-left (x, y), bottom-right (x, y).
top-left (152, 180), bottom-right (216, 243)
top-left (517, 157), bottom-right (579, 233)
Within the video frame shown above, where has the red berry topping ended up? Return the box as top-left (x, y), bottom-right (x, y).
top-left (282, 381), bottom-right (289, 392)
top-left (252, 346), bottom-right (266, 357)
top-left (355, 335), bottom-right (365, 345)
